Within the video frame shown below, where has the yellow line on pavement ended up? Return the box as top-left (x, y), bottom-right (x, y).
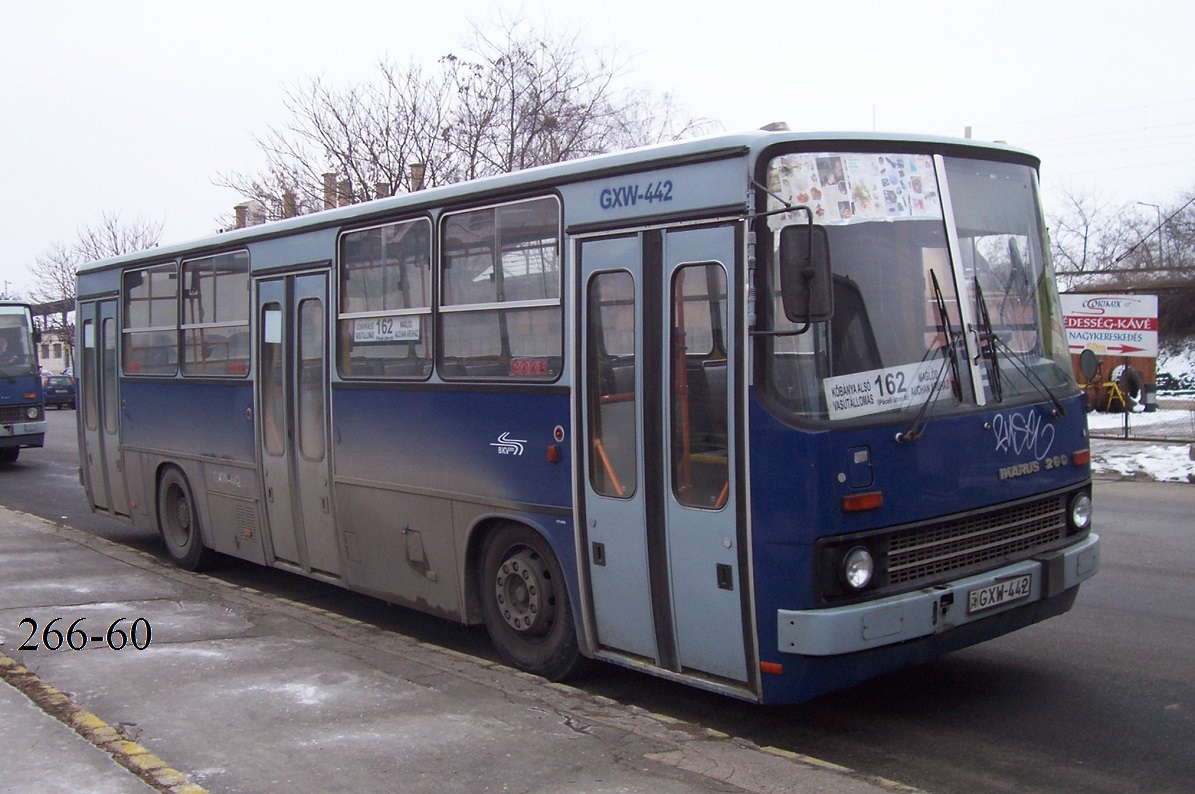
top-left (0, 651), bottom-right (206, 794)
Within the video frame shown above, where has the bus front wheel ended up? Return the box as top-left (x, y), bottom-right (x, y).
top-left (478, 524), bottom-right (582, 681)
top-left (157, 467), bottom-right (212, 571)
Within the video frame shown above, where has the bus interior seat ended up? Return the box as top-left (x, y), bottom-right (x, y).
top-left (830, 274), bottom-right (882, 376)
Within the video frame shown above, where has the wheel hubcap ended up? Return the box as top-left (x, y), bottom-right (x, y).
top-left (175, 498), bottom-right (191, 531)
top-left (166, 487), bottom-right (192, 546)
top-left (494, 548), bottom-right (554, 635)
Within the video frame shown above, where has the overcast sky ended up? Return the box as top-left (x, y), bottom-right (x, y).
top-left (2, 0), bottom-right (1193, 297)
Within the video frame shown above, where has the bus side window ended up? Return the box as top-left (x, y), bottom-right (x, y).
top-left (182, 251), bottom-right (250, 377)
top-left (122, 263), bottom-right (179, 377)
top-left (337, 218), bottom-right (433, 380)
top-left (440, 197), bottom-right (562, 381)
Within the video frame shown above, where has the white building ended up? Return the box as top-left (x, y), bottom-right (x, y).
top-left (38, 327), bottom-right (73, 374)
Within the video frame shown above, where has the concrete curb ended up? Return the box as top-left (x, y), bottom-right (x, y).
top-left (0, 651), bottom-right (206, 793)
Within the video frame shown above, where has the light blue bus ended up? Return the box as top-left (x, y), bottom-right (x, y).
top-left (1, 301), bottom-right (45, 464)
top-left (76, 130), bottom-right (1099, 704)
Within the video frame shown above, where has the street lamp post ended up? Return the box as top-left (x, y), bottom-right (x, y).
top-left (1137, 201), bottom-right (1164, 268)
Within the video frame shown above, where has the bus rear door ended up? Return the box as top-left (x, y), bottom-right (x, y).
top-left (579, 223), bottom-right (749, 685)
top-left (79, 300), bottom-right (129, 515)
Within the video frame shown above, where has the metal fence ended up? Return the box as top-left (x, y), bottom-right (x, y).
top-left (1087, 398), bottom-right (1195, 442)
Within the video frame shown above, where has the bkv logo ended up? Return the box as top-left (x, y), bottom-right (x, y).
top-left (490, 432), bottom-right (527, 456)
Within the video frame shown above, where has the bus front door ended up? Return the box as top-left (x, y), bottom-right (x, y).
top-left (579, 223), bottom-right (749, 686)
top-left (256, 273), bottom-right (340, 578)
top-left (79, 300), bottom-right (129, 516)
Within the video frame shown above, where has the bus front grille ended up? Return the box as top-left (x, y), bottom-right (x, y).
top-left (886, 493), bottom-right (1068, 585)
top-left (0, 405), bottom-right (29, 424)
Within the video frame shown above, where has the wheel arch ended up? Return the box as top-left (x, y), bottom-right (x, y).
top-left (152, 460), bottom-right (210, 546)
top-left (462, 512), bottom-right (583, 637)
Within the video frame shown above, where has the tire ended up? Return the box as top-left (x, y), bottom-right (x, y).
top-left (157, 467), bottom-right (213, 571)
top-left (0, 448), bottom-right (18, 464)
top-left (478, 523), bottom-right (583, 681)
top-left (1118, 366), bottom-right (1144, 401)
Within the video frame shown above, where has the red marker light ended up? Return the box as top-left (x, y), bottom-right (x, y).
top-left (842, 491), bottom-right (883, 513)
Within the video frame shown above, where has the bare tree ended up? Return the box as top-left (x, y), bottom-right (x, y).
top-left (74, 210), bottom-right (163, 264)
top-left (1049, 186), bottom-right (1195, 342)
top-left (1047, 188), bottom-right (1135, 289)
top-left (28, 211), bottom-right (162, 371)
top-left (442, 21), bottom-right (629, 178)
top-left (217, 18), bottom-right (713, 218)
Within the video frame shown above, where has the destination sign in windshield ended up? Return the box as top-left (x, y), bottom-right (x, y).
top-left (823, 359), bottom-right (946, 420)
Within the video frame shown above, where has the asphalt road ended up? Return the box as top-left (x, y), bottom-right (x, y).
top-left (5, 409), bottom-right (1194, 793)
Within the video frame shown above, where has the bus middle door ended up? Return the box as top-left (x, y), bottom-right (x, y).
top-left (256, 272), bottom-right (339, 578)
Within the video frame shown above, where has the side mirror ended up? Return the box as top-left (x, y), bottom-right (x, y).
top-left (778, 224), bottom-right (833, 323)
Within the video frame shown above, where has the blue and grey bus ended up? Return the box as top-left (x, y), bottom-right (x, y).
top-left (1, 301), bottom-right (45, 464)
top-left (76, 130), bottom-right (1099, 704)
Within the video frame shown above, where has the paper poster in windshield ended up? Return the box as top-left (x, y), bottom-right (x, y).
top-left (768, 153), bottom-right (941, 225)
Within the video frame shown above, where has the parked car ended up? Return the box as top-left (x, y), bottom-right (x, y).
top-left (42, 374), bottom-right (76, 409)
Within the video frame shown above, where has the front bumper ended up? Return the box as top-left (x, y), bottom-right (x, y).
top-left (1, 420), bottom-right (47, 448)
top-left (778, 533), bottom-right (1099, 656)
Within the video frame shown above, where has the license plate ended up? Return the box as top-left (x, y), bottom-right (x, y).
top-left (967, 574), bottom-right (1032, 614)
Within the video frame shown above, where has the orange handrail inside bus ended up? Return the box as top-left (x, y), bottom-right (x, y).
top-left (714, 480), bottom-right (729, 510)
top-left (592, 438), bottom-right (625, 497)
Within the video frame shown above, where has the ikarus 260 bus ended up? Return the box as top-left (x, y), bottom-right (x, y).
top-left (76, 129), bottom-right (1098, 704)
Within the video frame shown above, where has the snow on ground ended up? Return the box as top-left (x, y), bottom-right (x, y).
top-left (1091, 437), bottom-right (1195, 483)
top-left (1080, 337), bottom-right (1195, 482)
top-left (1158, 337), bottom-right (1195, 393)
top-left (1088, 406), bottom-right (1195, 483)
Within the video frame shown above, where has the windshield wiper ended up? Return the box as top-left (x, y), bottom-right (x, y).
top-left (895, 271), bottom-right (962, 444)
top-left (992, 335), bottom-right (1068, 417)
top-left (973, 279), bottom-right (1002, 402)
top-left (929, 270), bottom-right (962, 401)
top-left (973, 280), bottom-right (1066, 418)
top-left (894, 351), bottom-right (955, 444)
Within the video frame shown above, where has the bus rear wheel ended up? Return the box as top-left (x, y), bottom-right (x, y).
top-left (478, 524), bottom-right (582, 681)
top-left (0, 448), bottom-right (18, 464)
top-left (157, 467), bottom-right (212, 571)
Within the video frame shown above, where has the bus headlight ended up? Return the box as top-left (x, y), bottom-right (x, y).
top-left (1069, 491), bottom-right (1092, 532)
top-left (26, 406), bottom-right (40, 420)
top-left (842, 546), bottom-right (874, 590)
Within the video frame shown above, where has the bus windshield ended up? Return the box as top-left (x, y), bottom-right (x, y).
top-left (762, 151), bottom-right (1074, 423)
top-left (0, 305), bottom-right (38, 377)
